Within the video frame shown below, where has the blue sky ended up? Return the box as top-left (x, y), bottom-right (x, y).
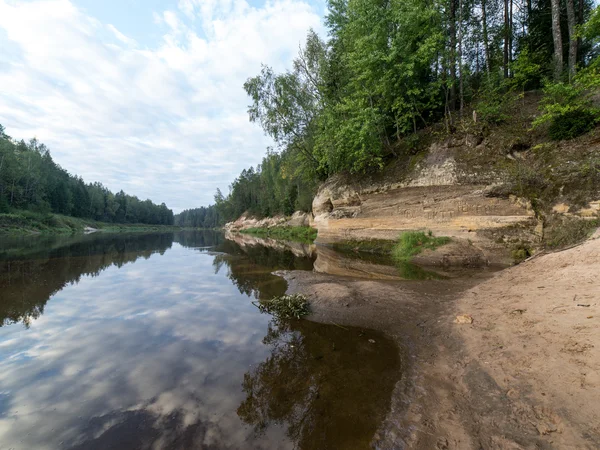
top-left (0, 0), bottom-right (326, 212)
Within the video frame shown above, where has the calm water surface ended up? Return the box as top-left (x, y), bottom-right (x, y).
top-left (0, 232), bottom-right (400, 450)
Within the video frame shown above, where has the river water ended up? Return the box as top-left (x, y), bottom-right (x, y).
top-left (0, 231), bottom-right (400, 450)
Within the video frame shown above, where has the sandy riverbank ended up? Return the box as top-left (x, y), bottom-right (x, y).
top-left (281, 230), bottom-right (600, 449)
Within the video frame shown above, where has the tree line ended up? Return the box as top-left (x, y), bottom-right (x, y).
top-left (209, 0), bottom-right (600, 223)
top-left (0, 125), bottom-right (174, 225)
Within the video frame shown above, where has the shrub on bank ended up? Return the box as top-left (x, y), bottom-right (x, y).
top-left (548, 108), bottom-right (598, 141)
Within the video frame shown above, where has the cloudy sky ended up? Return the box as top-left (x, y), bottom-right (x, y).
top-left (0, 0), bottom-right (325, 212)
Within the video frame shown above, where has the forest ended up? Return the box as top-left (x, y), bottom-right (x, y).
top-left (211, 0), bottom-right (600, 224)
top-left (0, 125), bottom-right (174, 226)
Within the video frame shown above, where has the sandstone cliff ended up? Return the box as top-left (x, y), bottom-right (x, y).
top-left (311, 145), bottom-right (533, 264)
top-left (226, 119), bottom-right (600, 265)
top-left (310, 128), bottom-right (600, 264)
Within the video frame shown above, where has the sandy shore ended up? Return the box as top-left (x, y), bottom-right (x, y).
top-left (282, 230), bottom-right (600, 449)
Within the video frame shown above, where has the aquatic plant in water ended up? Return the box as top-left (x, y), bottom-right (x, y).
top-left (253, 294), bottom-right (310, 319)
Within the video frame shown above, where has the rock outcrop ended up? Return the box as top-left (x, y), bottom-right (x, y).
top-left (224, 211), bottom-right (313, 232)
top-left (312, 145), bottom-right (538, 265)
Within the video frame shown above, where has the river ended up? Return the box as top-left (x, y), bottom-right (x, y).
top-left (0, 231), bottom-right (400, 450)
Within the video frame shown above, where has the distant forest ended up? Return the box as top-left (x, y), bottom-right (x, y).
top-left (0, 125), bottom-right (174, 225)
top-left (206, 0), bottom-right (600, 224)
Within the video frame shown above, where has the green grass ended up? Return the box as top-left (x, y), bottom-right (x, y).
top-left (0, 211), bottom-right (184, 235)
top-left (240, 226), bottom-right (318, 243)
top-left (391, 231), bottom-right (451, 262)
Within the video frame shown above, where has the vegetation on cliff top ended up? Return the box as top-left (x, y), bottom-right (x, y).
top-left (202, 0), bottom-right (600, 228)
top-left (240, 226), bottom-right (318, 244)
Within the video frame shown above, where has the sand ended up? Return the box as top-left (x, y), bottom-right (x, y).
top-left (282, 230), bottom-right (600, 449)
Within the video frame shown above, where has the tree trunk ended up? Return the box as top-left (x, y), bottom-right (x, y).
top-left (503, 0), bottom-right (509, 78)
top-left (509, 0), bottom-right (513, 73)
top-left (482, 0), bottom-right (491, 77)
top-left (566, 0), bottom-right (578, 80)
top-left (458, 0), bottom-right (464, 113)
top-left (578, 0), bottom-right (584, 64)
top-left (449, 0), bottom-right (457, 111)
top-left (550, 0), bottom-right (563, 80)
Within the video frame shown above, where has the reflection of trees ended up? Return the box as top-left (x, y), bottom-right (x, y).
top-left (0, 230), bottom-right (316, 327)
top-left (0, 233), bottom-right (175, 327)
top-left (173, 229), bottom-right (225, 249)
top-left (237, 318), bottom-right (401, 450)
top-left (211, 241), bottom-right (314, 300)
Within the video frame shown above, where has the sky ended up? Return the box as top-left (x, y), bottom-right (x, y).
top-left (0, 0), bottom-right (326, 212)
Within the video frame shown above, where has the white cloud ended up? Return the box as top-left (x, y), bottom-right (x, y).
top-left (0, 0), bottom-right (323, 212)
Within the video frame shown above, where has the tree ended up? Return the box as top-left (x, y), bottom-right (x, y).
top-left (244, 31), bottom-right (326, 172)
top-left (566, 0), bottom-right (578, 79)
top-left (551, 0), bottom-right (564, 80)
top-left (0, 125), bottom-right (174, 225)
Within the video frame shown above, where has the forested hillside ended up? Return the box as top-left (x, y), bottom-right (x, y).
top-left (211, 0), bottom-right (600, 224)
top-left (0, 126), bottom-right (174, 226)
top-left (174, 206), bottom-right (220, 229)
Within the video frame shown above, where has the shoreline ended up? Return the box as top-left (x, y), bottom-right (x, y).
top-left (281, 230), bottom-right (600, 449)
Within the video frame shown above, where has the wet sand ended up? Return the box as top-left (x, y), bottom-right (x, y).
top-left (281, 231), bottom-right (600, 449)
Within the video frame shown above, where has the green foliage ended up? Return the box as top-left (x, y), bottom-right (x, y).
top-left (533, 78), bottom-right (599, 140)
top-left (241, 226), bottom-right (318, 243)
top-left (0, 126), bottom-right (174, 226)
top-left (243, 31), bottom-right (326, 174)
top-left (475, 80), bottom-right (511, 125)
top-left (213, 151), bottom-right (318, 224)
top-left (548, 108), bottom-right (598, 140)
top-left (174, 205), bottom-right (220, 228)
top-left (507, 49), bottom-right (543, 92)
top-left (391, 230), bottom-right (451, 262)
top-left (511, 244), bottom-right (532, 263)
top-left (252, 294), bottom-right (310, 320)
top-left (0, 211), bottom-right (182, 235)
top-left (583, 5), bottom-right (600, 54)
top-left (224, 0), bottom-right (600, 223)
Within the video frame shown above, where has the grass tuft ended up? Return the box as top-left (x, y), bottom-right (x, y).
top-left (391, 230), bottom-right (451, 262)
top-left (253, 294), bottom-right (310, 319)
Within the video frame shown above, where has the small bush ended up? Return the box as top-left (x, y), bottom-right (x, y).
top-left (253, 294), bottom-right (310, 319)
top-left (477, 99), bottom-right (509, 125)
top-left (392, 230), bottom-right (451, 262)
top-left (512, 244), bottom-right (532, 263)
top-left (548, 108), bottom-right (598, 140)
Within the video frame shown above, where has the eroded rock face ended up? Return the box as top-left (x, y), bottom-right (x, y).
top-left (224, 211), bottom-right (313, 232)
top-left (312, 149), bottom-right (537, 264)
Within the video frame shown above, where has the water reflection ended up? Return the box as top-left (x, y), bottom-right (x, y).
top-left (238, 318), bottom-right (399, 450)
top-left (0, 233), bottom-right (175, 327)
top-left (0, 231), bottom-right (400, 450)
